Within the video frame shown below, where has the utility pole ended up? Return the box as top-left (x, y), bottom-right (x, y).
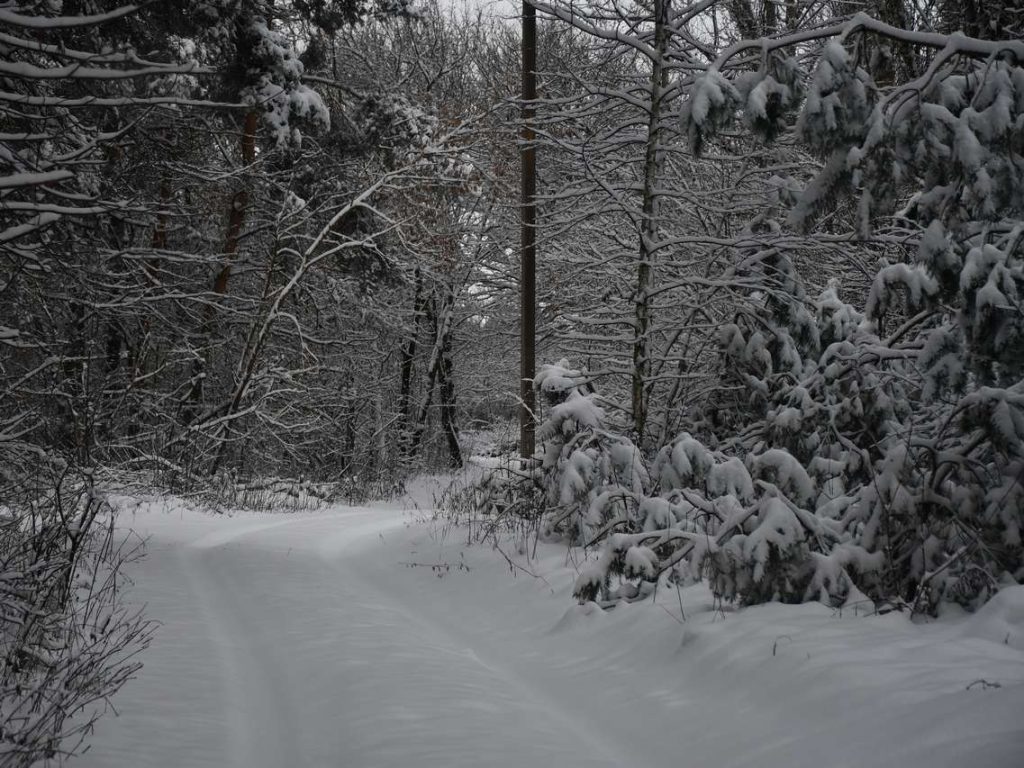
top-left (520, 0), bottom-right (537, 460)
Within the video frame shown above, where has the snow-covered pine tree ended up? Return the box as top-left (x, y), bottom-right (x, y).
top-left (533, 360), bottom-right (649, 548)
top-left (571, 16), bottom-right (1023, 614)
top-left (667, 16), bottom-right (1024, 612)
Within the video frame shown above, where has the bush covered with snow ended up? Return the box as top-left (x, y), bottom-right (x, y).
top-left (534, 361), bottom-right (649, 546)
top-left (562, 27), bottom-right (1024, 615)
top-left (566, 239), bottom-right (1021, 610)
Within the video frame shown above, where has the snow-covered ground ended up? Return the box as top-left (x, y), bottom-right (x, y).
top-left (76, 483), bottom-right (1024, 768)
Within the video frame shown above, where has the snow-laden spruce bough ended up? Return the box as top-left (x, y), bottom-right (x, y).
top-left (475, 17), bottom-right (1024, 616)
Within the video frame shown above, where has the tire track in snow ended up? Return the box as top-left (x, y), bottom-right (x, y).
top-left (182, 537), bottom-right (302, 768)
top-left (176, 508), bottom-right (392, 768)
top-left (79, 507), bottom-right (652, 767)
top-left (313, 526), bottom-right (653, 768)
top-left (179, 510), bottom-right (640, 767)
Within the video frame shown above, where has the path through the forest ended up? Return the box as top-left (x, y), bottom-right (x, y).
top-left (76, 494), bottom-right (1024, 768)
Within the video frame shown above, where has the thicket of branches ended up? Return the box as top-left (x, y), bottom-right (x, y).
top-left (464, 0), bottom-right (1024, 618)
top-left (0, 460), bottom-right (150, 766)
top-left (1, 0), bottom-right (525, 492)
top-left (1, 0), bottom-right (522, 760)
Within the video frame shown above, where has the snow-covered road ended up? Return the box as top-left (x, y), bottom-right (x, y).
top-left (77, 504), bottom-right (638, 768)
top-left (76, 496), bottom-right (1024, 768)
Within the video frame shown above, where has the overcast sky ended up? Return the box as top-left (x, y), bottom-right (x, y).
top-left (438, 0), bottom-right (518, 17)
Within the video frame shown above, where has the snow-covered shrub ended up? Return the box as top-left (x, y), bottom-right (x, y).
top-left (576, 242), bottom-right (1020, 612)
top-left (535, 360), bottom-right (649, 546)
top-left (645, 25), bottom-right (1024, 614)
top-left (699, 255), bottom-right (1020, 612)
top-left (703, 248), bottom-right (819, 439)
top-left (585, 419), bottom-right (876, 607)
top-left (710, 495), bottom-right (815, 605)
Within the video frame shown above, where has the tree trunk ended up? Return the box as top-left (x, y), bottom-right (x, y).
top-left (632, 0), bottom-right (670, 445)
top-left (408, 291), bottom-right (456, 460)
top-left (214, 110), bottom-right (259, 296)
top-left (185, 110), bottom-right (258, 426)
top-left (398, 266), bottom-right (426, 455)
top-left (438, 318), bottom-right (462, 468)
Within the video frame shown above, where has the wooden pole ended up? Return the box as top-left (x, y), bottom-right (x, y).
top-left (520, 0), bottom-right (537, 460)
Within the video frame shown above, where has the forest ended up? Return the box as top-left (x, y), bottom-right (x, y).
top-left (1, 0), bottom-right (1023, 765)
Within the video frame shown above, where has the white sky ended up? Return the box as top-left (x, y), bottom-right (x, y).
top-left (438, 0), bottom-right (519, 17)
